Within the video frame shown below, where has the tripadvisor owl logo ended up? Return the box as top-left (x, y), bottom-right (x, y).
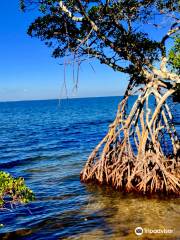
top-left (135, 227), bottom-right (143, 236)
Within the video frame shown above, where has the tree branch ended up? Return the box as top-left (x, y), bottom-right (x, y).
top-left (160, 22), bottom-right (180, 72)
top-left (161, 24), bottom-right (180, 45)
top-left (59, 1), bottom-right (83, 21)
top-left (82, 47), bottom-right (129, 74)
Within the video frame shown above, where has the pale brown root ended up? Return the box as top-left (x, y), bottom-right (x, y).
top-left (80, 83), bottom-right (180, 195)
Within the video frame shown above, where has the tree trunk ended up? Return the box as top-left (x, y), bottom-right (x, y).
top-left (80, 81), bottom-right (180, 195)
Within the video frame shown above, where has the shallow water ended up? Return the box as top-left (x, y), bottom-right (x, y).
top-left (0, 97), bottom-right (179, 240)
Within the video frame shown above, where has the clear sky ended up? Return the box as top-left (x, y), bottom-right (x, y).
top-left (0, 2), bottom-right (173, 101)
top-left (0, 1), bottom-right (130, 101)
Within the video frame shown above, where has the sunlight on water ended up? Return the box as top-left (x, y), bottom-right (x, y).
top-left (66, 184), bottom-right (180, 240)
top-left (0, 97), bottom-right (179, 239)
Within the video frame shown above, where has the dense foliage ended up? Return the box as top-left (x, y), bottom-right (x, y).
top-left (169, 36), bottom-right (180, 74)
top-left (0, 171), bottom-right (34, 208)
top-left (21, 0), bottom-right (179, 87)
top-left (168, 35), bottom-right (180, 100)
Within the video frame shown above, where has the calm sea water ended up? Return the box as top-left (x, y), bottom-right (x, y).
top-left (0, 96), bottom-right (179, 240)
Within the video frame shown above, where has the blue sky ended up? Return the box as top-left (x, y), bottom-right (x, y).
top-left (0, 1), bottom-right (129, 101)
top-left (0, 2), bottom-right (173, 101)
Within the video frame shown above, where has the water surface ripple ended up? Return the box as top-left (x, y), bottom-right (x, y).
top-left (0, 97), bottom-right (179, 240)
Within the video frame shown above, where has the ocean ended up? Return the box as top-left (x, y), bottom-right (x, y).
top-left (0, 96), bottom-right (179, 239)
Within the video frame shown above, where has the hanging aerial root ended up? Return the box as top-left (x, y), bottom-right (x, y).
top-left (80, 84), bottom-right (180, 195)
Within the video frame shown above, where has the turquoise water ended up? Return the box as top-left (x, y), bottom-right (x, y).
top-left (0, 97), bottom-right (179, 239)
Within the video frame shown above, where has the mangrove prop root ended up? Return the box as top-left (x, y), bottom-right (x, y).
top-left (80, 84), bottom-right (180, 195)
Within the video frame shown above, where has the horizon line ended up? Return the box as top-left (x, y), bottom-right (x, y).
top-left (0, 94), bottom-right (138, 103)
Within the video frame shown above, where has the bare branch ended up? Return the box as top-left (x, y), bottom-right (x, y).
top-left (161, 22), bottom-right (180, 46)
top-left (160, 22), bottom-right (180, 72)
top-left (59, 1), bottom-right (83, 21)
top-left (83, 47), bottom-right (129, 73)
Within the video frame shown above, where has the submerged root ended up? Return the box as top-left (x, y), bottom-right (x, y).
top-left (80, 84), bottom-right (180, 195)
